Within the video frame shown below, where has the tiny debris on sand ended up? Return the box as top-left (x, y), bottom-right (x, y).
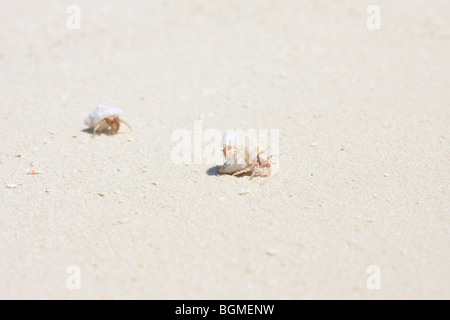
top-left (238, 189), bottom-right (250, 195)
top-left (28, 169), bottom-right (43, 175)
top-left (245, 264), bottom-right (257, 273)
top-left (6, 184), bottom-right (18, 189)
top-left (265, 249), bottom-right (278, 256)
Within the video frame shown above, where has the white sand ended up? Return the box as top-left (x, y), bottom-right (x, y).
top-left (0, 0), bottom-right (449, 299)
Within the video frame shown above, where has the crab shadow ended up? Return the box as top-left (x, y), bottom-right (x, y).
top-left (206, 166), bottom-right (222, 176)
top-left (80, 127), bottom-right (125, 136)
top-left (206, 166), bottom-right (252, 178)
top-left (81, 128), bottom-right (94, 134)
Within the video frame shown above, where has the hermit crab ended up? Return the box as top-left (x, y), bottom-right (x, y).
top-left (84, 105), bottom-right (131, 135)
top-left (219, 130), bottom-right (279, 179)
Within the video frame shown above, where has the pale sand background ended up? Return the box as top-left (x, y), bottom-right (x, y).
top-left (0, 0), bottom-right (449, 299)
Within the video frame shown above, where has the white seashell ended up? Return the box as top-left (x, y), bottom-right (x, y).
top-left (219, 130), bottom-right (247, 174)
top-left (219, 130), bottom-right (279, 178)
top-left (84, 104), bottom-right (123, 128)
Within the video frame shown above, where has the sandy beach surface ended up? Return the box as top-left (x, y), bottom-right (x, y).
top-left (0, 0), bottom-right (449, 299)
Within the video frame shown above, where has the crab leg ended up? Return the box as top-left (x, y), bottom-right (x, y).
top-left (119, 119), bottom-right (132, 131)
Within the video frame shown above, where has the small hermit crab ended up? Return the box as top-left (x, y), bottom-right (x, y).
top-left (219, 130), bottom-right (279, 179)
top-left (84, 104), bottom-right (132, 135)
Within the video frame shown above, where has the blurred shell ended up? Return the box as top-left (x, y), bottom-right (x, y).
top-left (219, 130), bottom-right (279, 177)
top-left (84, 104), bottom-right (123, 128)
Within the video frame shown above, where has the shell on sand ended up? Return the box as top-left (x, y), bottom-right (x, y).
top-left (219, 131), bottom-right (279, 177)
top-left (84, 105), bottom-right (123, 128)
